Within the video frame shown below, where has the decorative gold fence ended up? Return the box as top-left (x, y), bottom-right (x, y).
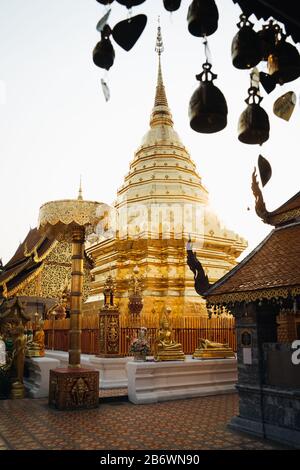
top-left (43, 314), bottom-right (236, 355)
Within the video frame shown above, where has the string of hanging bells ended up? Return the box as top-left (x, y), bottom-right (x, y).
top-left (92, 1), bottom-right (300, 160)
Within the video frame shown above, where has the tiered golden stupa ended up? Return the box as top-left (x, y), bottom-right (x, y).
top-left (85, 26), bottom-right (247, 318)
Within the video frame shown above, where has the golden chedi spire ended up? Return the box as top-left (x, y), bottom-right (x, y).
top-left (150, 22), bottom-right (173, 129)
top-left (78, 176), bottom-right (83, 201)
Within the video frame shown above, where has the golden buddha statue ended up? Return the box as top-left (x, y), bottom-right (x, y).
top-left (26, 321), bottom-right (45, 358)
top-left (11, 323), bottom-right (27, 399)
top-left (155, 310), bottom-right (185, 361)
top-left (193, 337), bottom-right (235, 359)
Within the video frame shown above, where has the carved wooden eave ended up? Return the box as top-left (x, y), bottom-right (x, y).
top-left (252, 168), bottom-right (300, 227)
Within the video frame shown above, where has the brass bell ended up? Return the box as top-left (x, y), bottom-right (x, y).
top-left (238, 87), bottom-right (270, 145)
top-left (163, 0), bottom-right (181, 11)
top-left (231, 15), bottom-right (262, 69)
top-left (93, 25), bottom-right (115, 70)
top-left (257, 20), bottom-right (279, 61)
top-left (189, 62), bottom-right (228, 133)
top-left (268, 36), bottom-right (300, 85)
top-left (187, 0), bottom-right (219, 37)
top-left (116, 0), bottom-right (146, 6)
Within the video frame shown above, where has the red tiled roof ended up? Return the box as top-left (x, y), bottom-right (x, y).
top-left (206, 221), bottom-right (300, 300)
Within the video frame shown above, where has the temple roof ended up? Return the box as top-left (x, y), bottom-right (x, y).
top-left (5, 228), bottom-right (46, 270)
top-left (0, 228), bottom-right (55, 298)
top-left (0, 227), bottom-right (92, 299)
top-left (205, 220), bottom-right (300, 304)
top-left (267, 191), bottom-right (300, 226)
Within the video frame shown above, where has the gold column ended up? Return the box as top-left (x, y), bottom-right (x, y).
top-left (69, 225), bottom-right (85, 368)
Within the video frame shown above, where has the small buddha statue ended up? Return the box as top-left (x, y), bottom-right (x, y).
top-left (11, 323), bottom-right (27, 398)
top-left (26, 321), bottom-right (45, 358)
top-left (193, 337), bottom-right (235, 359)
top-left (155, 310), bottom-right (185, 361)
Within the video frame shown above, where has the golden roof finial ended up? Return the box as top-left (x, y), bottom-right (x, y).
top-left (151, 18), bottom-right (173, 128)
top-left (155, 17), bottom-right (164, 57)
top-left (78, 175), bottom-right (83, 200)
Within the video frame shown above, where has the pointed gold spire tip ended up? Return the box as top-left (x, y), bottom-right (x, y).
top-left (78, 176), bottom-right (83, 200)
top-left (150, 18), bottom-right (173, 128)
top-left (155, 17), bottom-right (164, 56)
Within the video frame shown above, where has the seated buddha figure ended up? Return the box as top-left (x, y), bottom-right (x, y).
top-left (193, 337), bottom-right (235, 359)
top-left (26, 322), bottom-right (45, 358)
top-left (155, 312), bottom-right (185, 361)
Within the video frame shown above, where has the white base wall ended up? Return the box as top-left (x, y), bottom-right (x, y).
top-left (127, 356), bottom-right (237, 404)
top-left (89, 356), bottom-right (132, 389)
top-left (24, 357), bottom-right (60, 398)
top-left (45, 350), bottom-right (131, 389)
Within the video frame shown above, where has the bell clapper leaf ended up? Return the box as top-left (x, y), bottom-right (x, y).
top-left (96, 9), bottom-right (112, 33)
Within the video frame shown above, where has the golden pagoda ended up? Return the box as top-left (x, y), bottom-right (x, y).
top-left (85, 25), bottom-right (247, 318)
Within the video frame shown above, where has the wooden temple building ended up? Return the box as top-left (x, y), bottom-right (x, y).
top-left (188, 170), bottom-right (300, 448)
top-left (0, 226), bottom-right (93, 319)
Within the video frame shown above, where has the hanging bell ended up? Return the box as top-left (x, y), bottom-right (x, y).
top-left (267, 36), bottom-right (300, 85)
top-left (187, 0), bottom-right (219, 37)
top-left (163, 0), bottom-right (181, 11)
top-left (257, 20), bottom-right (279, 61)
top-left (93, 25), bottom-right (115, 70)
top-left (189, 62), bottom-right (228, 133)
top-left (116, 0), bottom-right (146, 6)
top-left (238, 87), bottom-right (270, 145)
top-left (231, 15), bottom-right (262, 69)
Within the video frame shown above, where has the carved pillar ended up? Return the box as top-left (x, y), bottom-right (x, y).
top-left (38, 196), bottom-right (100, 410)
top-left (69, 225), bottom-right (85, 368)
top-left (128, 265), bottom-right (143, 328)
top-left (98, 275), bottom-right (121, 357)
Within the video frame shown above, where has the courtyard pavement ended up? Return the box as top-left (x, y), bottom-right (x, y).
top-left (0, 392), bottom-right (289, 450)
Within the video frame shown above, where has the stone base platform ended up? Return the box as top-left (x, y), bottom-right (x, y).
top-left (89, 356), bottom-right (131, 389)
top-left (24, 357), bottom-right (60, 398)
top-left (49, 368), bottom-right (99, 410)
top-left (45, 350), bottom-right (131, 389)
top-left (127, 355), bottom-right (237, 404)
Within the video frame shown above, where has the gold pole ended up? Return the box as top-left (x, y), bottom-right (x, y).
top-left (51, 312), bottom-right (55, 350)
top-left (69, 225), bottom-right (85, 368)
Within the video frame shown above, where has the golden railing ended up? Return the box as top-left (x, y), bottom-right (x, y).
top-left (43, 314), bottom-right (236, 355)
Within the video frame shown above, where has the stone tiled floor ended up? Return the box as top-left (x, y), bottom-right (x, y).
top-left (0, 393), bottom-right (288, 450)
top-left (99, 387), bottom-right (128, 398)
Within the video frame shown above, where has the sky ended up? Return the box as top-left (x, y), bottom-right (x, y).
top-left (0, 0), bottom-right (299, 264)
